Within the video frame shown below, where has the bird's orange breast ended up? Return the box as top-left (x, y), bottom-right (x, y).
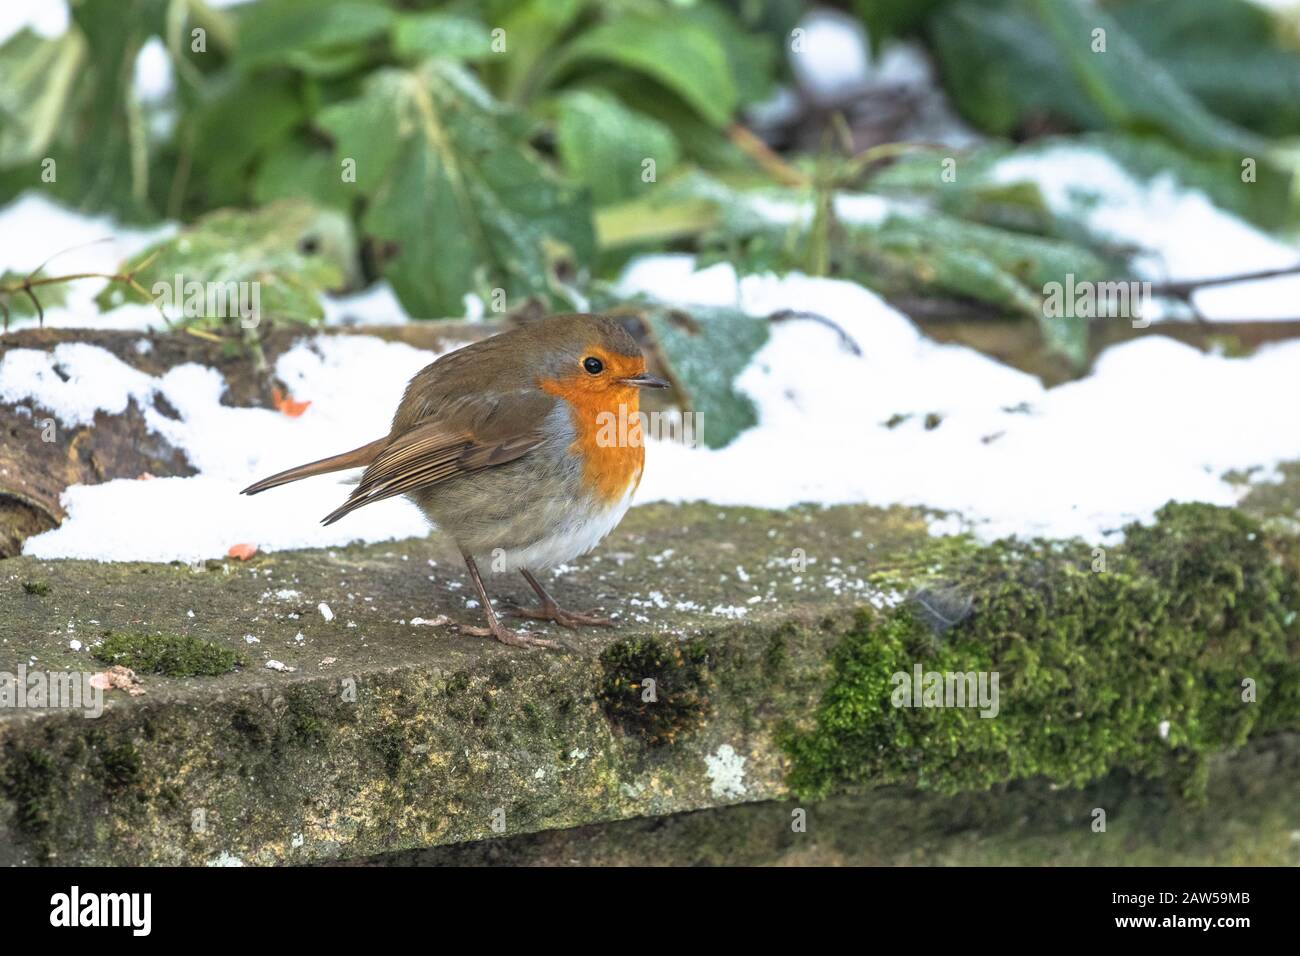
top-left (540, 380), bottom-right (645, 505)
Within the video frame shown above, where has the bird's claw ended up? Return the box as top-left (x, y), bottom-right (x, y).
top-left (504, 602), bottom-right (615, 630)
top-left (459, 622), bottom-right (559, 649)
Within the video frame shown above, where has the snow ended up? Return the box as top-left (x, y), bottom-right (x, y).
top-left (13, 336), bottom-right (439, 563)
top-left (789, 9), bottom-right (871, 104)
top-left (8, 257), bottom-right (1297, 558)
top-left (2, 141), bottom-right (1297, 559)
top-left (321, 281), bottom-right (411, 326)
top-left (747, 193), bottom-right (891, 228)
top-left (990, 146), bottom-right (1300, 321)
top-left (0, 343), bottom-right (156, 427)
top-left (704, 744), bottom-right (748, 799)
top-left (617, 256), bottom-right (1299, 541)
top-left (133, 37), bottom-right (174, 103)
top-left (0, 1), bottom-right (67, 44)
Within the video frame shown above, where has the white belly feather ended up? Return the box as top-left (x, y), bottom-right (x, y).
top-left (492, 481), bottom-right (638, 572)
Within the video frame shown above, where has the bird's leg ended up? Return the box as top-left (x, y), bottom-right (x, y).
top-left (457, 552), bottom-right (557, 649)
top-left (505, 569), bottom-right (615, 629)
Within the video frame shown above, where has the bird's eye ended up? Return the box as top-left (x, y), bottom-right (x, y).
top-left (583, 356), bottom-right (604, 375)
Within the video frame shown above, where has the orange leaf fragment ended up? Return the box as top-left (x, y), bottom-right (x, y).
top-left (271, 386), bottom-right (311, 418)
top-left (227, 542), bottom-right (258, 561)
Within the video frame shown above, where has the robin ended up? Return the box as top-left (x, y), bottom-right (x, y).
top-left (241, 314), bottom-right (669, 648)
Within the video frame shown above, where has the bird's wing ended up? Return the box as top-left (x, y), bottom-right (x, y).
top-left (321, 390), bottom-right (554, 525)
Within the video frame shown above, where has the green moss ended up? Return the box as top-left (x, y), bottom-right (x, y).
top-left (373, 727), bottom-right (407, 778)
top-left (785, 503), bottom-right (1300, 800)
top-left (94, 631), bottom-right (241, 677)
top-left (230, 707), bottom-right (268, 748)
top-left (598, 636), bottom-right (713, 745)
top-left (21, 581), bottom-right (50, 596)
top-left (0, 747), bottom-right (57, 841)
top-left (98, 742), bottom-right (142, 794)
top-left (282, 688), bottom-right (333, 746)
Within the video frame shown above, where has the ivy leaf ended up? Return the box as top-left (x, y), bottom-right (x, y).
top-left (932, 0), bottom-right (1268, 158)
top-left (319, 61), bottom-right (594, 318)
top-left (68, 0), bottom-right (165, 219)
top-left (0, 29), bottom-right (85, 166)
top-left (94, 201), bottom-right (357, 327)
top-left (858, 212), bottom-right (1114, 367)
top-left (554, 90), bottom-right (680, 206)
top-left (639, 305), bottom-right (770, 450)
top-left (488, 0), bottom-right (586, 101)
top-left (188, 72), bottom-right (307, 210)
top-left (392, 12), bottom-right (493, 62)
top-left (1111, 0), bottom-right (1300, 138)
top-left (555, 14), bottom-right (737, 127)
top-left (235, 0), bottom-right (394, 76)
top-left (252, 136), bottom-right (353, 212)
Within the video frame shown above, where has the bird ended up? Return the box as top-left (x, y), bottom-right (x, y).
top-left (241, 314), bottom-right (669, 648)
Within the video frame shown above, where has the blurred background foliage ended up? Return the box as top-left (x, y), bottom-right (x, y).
top-left (0, 0), bottom-right (1297, 356)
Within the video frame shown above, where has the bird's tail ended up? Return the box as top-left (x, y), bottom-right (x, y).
top-left (240, 437), bottom-right (388, 496)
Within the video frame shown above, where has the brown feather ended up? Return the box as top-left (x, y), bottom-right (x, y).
top-left (240, 437), bottom-right (388, 496)
top-left (320, 393), bottom-right (553, 526)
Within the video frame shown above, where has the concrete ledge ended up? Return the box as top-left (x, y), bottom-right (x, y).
top-left (349, 733), bottom-right (1300, 866)
top-left (1, 494), bottom-right (1297, 866)
top-left (0, 502), bottom-right (927, 864)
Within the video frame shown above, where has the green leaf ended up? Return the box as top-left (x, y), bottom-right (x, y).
top-left (235, 0), bottom-right (394, 74)
top-left (94, 201), bottom-right (357, 327)
top-left (184, 70), bottom-right (307, 209)
top-left (0, 29), bottom-right (86, 166)
top-left (485, 0), bottom-right (586, 101)
top-left (252, 137), bottom-right (353, 212)
top-left (68, 0), bottom-right (167, 219)
top-left (931, 0), bottom-right (1269, 158)
top-left (1110, 0), bottom-right (1300, 138)
top-left (555, 14), bottom-right (737, 127)
top-left (392, 12), bottom-right (492, 62)
top-left (677, 2), bottom-right (776, 108)
top-left (639, 305), bottom-right (770, 450)
top-left (318, 61), bottom-right (594, 318)
top-left (554, 90), bottom-right (679, 206)
top-left (860, 212), bottom-right (1113, 366)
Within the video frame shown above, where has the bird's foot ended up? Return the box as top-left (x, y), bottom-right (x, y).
top-left (459, 620), bottom-right (558, 649)
top-left (505, 602), bottom-right (615, 630)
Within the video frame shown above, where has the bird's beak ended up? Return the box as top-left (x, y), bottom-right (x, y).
top-left (620, 373), bottom-right (670, 389)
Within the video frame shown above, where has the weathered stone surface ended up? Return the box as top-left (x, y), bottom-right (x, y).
top-left (1, 474), bottom-right (1297, 866)
top-left (351, 732), bottom-right (1300, 866)
top-left (0, 502), bottom-right (927, 865)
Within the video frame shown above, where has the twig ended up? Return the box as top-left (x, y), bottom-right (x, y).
top-left (727, 123), bottom-right (810, 188)
top-left (1, 247), bottom-right (168, 334)
top-left (767, 309), bottom-right (862, 355)
top-left (842, 140), bottom-right (957, 182)
top-left (1147, 264), bottom-right (1300, 299)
